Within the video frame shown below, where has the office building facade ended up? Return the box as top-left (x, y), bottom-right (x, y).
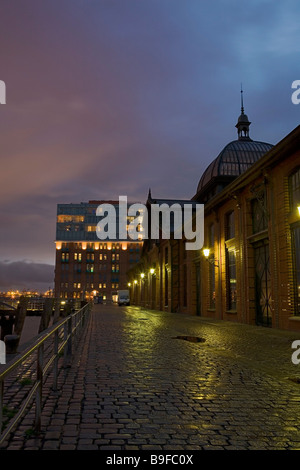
top-left (54, 200), bottom-right (142, 302)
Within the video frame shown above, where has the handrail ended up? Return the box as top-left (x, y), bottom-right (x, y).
top-left (0, 302), bottom-right (92, 446)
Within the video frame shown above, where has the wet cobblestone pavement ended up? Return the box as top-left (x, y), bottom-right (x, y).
top-left (3, 304), bottom-right (300, 451)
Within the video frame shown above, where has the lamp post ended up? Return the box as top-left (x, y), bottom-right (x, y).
top-left (203, 248), bottom-right (219, 268)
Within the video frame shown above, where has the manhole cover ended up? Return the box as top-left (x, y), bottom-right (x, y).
top-left (173, 335), bottom-right (206, 343)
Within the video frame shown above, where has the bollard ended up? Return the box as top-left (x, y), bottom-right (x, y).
top-left (4, 335), bottom-right (20, 355)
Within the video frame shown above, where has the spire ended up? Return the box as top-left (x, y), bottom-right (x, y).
top-left (235, 85), bottom-right (251, 141)
top-left (240, 83), bottom-right (244, 114)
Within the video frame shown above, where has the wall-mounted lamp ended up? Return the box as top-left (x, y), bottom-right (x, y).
top-left (203, 248), bottom-right (219, 267)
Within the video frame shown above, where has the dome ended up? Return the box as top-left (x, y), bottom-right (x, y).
top-left (197, 139), bottom-right (273, 194)
top-left (195, 93), bottom-right (273, 201)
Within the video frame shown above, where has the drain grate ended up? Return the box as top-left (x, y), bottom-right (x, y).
top-left (173, 335), bottom-right (206, 343)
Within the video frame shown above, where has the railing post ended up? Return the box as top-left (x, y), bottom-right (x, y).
top-left (0, 379), bottom-right (3, 434)
top-left (64, 316), bottom-right (72, 368)
top-left (35, 344), bottom-right (43, 433)
top-left (67, 315), bottom-right (72, 357)
top-left (53, 330), bottom-right (59, 391)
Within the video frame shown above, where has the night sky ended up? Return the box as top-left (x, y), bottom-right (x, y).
top-left (0, 0), bottom-right (299, 292)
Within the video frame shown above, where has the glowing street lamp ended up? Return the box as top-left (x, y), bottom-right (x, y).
top-left (297, 205), bottom-right (300, 217)
top-left (140, 273), bottom-right (145, 279)
top-left (203, 248), bottom-right (219, 267)
top-left (150, 268), bottom-right (155, 275)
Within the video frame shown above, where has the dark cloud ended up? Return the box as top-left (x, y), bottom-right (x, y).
top-left (0, 260), bottom-right (54, 292)
top-left (0, 0), bottom-right (299, 288)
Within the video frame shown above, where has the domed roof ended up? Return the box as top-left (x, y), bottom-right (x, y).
top-left (197, 139), bottom-right (273, 194)
top-left (195, 92), bottom-right (273, 200)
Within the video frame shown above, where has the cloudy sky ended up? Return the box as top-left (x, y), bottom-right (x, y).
top-left (0, 0), bottom-right (299, 292)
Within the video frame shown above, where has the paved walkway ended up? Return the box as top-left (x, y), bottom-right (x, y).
top-left (3, 304), bottom-right (300, 450)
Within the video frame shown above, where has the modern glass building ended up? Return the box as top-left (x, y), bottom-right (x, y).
top-left (54, 200), bottom-right (143, 303)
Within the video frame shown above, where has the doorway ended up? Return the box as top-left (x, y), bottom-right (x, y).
top-left (254, 241), bottom-right (272, 326)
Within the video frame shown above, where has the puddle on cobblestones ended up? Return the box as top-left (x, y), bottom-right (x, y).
top-left (173, 335), bottom-right (206, 343)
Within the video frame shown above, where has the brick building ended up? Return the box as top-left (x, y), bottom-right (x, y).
top-left (54, 200), bottom-right (143, 303)
top-left (128, 107), bottom-right (300, 331)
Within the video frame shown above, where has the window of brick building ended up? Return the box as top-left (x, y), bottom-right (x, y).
top-left (226, 249), bottom-right (237, 311)
top-left (225, 211), bottom-right (235, 240)
top-left (290, 168), bottom-right (300, 210)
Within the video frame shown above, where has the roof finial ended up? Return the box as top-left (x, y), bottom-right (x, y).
top-left (236, 84), bottom-right (251, 141)
top-left (241, 83), bottom-right (244, 114)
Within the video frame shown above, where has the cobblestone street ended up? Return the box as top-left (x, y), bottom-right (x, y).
top-left (3, 303), bottom-right (300, 451)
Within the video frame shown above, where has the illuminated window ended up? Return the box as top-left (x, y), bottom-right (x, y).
top-left (292, 226), bottom-right (300, 315)
top-left (74, 253), bottom-right (82, 261)
top-left (99, 283), bottom-right (102, 289)
top-left (226, 249), bottom-right (237, 310)
top-left (57, 215), bottom-right (84, 223)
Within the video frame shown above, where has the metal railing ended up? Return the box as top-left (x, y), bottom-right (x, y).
top-left (0, 302), bottom-right (92, 446)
